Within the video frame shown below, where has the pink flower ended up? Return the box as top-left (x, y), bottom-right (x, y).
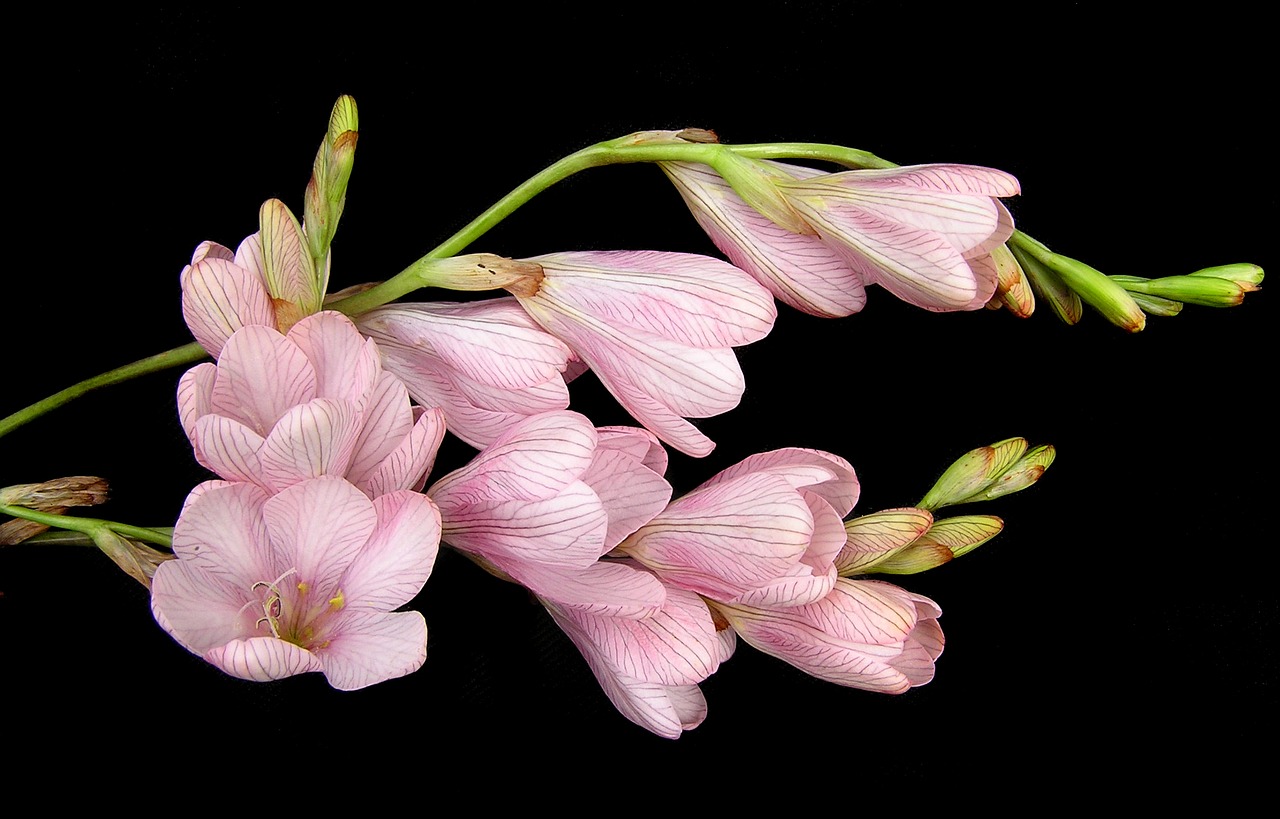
top-left (662, 158), bottom-right (1019, 314)
top-left (512, 250), bottom-right (777, 458)
top-left (618, 448), bottom-right (859, 608)
top-left (177, 311), bottom-right (444, 497)
top-left (712, 577), bottom-right (944, 694)
top-left (150, 475), bottom-right (441, 690)
top-left (427, 411), bottom-right (674, 614)
top-left (354, 298), bottom-right (575, 450)
top-left (180, 199), bottom-right (324, 357)
top-left (542, 566), bottom-right (735, 739)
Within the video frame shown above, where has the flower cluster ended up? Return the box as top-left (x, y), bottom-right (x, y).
top-left (0, 96), bottom-right (1259, 737)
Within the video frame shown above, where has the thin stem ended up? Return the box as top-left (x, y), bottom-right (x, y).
top-left (0, 504), bottom-right (174, 548)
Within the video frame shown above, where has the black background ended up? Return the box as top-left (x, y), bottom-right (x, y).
top-left (3, 2), bottom-right (1274, 796)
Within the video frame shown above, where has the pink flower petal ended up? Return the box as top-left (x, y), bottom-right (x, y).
top-left (180, 257), bottom-right (277, 357)
top-left (209, 324), bottom-right (317, 435)
top-left (317, 610), bottom-right (428, 691)
top-left (341, 490), bottom-right (441, 611)
top-left (206, 636), bottom-right (324, 682)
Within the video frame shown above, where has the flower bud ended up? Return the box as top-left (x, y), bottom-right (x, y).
top-left (1114, 265), bottom-right (1263, 308)
top-left (918, 439), bottom-right (1054, 510)
top-left (411, 253), bottom-right (546, 297)
top-left (835, 508), bottom-right (934, 576)
top-left (868, 515), bottom-right (1005, 574)
top-left (1009, 238), bottom-right (1083, 325)
top-left (259, 198), bottom-right (322, 333)
top-left (305, 95), bottom-right (359, 263)
top-left (1, 477), bottom-right (110, 545)
top-left (985, 243), bottom-right (1035, 318)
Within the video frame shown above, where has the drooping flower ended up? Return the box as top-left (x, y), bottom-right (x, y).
top-left (150, 475), bottom-right (441, 690)
top-left (510, 250), bottom-right (777, 458)
top-left (542, 567), bottom-right (735, 739)
top-left (180, 198), bottom-right (326, 356)
top-left (427, 411), bottom-right (674, 614)
top-left (617, 448), bottom-right (859, 608)
top-left (354, 297), bottom-right (574, 450)
top-left (663, 153), bottom-right (1020, 314)
top-left (712, 577), bottom-right (943, 694)
top-left (177, 310), bottom-right (444, 498)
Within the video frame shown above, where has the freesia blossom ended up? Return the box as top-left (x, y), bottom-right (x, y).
top-left (712, 577), bottom-right (943, 693)
top-left (542, 568), bottom-right (735, 739)
top-left (511, 250), bottom-right (777, 458)
top-left (150, 475), bottom-right (441, 690)
top-left (617, 448), bottom-right (859, 608)
top-left (177, 310), bottom-right (444, 497)
top-left (354, 298), bottom-right (574, 450)
top-left (662, 155), bottom-right (1019, 314)
top-left (427, 411), bottom-right (674, 614)
top-left (180, 199), bottom-right (326, 356)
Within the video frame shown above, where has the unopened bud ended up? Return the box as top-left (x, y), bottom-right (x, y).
top-left (919, 439), bottom-right (1054, 510)
top-left (1, 477), bottom-right (110, 545)
top-left (259, 198), bottom-right (322, 333)
top-left (416, 253), bottom-right (546, 297)
top-left (835, 508), bottom-right (933, 576)
top-left (986, 244), bottom-right (1035, 318)
top-left (1009, 238), bottom-right (1083, 325)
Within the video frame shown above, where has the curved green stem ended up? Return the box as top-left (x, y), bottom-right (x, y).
top-left (0, 504), bottom-right (174, 548)
top-left (1, 341), bottom-right (209, 440)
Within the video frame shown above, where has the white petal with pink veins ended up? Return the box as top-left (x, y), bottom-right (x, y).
top-left (257, 398), bottom-right (363, 491)
top-left (207, 636), bottom-right (324, 683)
top-left (354, 406), bottom-right (446, 497)
top-left (286, 312), bottom-right (381, 406)
top-left (529, 251), bottom-right (776, 348)
top-left (441, 481), bottom-right (608, 570)
top-left (180, 257), bottom-right (277, 357)
top-left (263, 476), bottom-right (378, 595)
top-left (317, 610), bottom-right (428, 691)
top-left (341, 490), bottom-right (441, 611)
top-left (209, 324), bottom-right (317, 435)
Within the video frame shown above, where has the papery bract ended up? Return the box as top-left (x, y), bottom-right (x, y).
top-left (355, 298), bottom-right (574, 449)
top-left (713, 577), bottom-right (943, 693)
top-left (427, 411), bottom-right (674, 614)
top-left (511, 250), bottom-right (777, 457)
top-left (619, 448), bottom-right (858, 608)
top-left (177, 311), bottom-right (444, 497)
top-left (150, 475), bottom-right (441, 690)
top-left (542, 567), bottom-right (735, 739)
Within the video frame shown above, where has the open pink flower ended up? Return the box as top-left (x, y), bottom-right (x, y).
top-left (150, 475), bottom-right (441, 690)
top-left (542, 566), bottom-right (735, 739)
top-left (618, 448), bottom-right (859, 608)
top-left (663, 158), bottom-right (1019, 314)
top-left (712, 577), bottom-right (943, 694)
top-left (177, 311), bottom-right (444, 497)
top-left (427, 411), bottom-right (674, 614)
top-left (512, 250), bottom-right (777, 458)
top-left (354, 298), bottom-right (574, 450)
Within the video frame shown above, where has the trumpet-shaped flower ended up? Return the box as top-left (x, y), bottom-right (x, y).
top-left (354, 298), bottom-right (574, 450)
top-left (713, 577), bottom-right (943, 693)
top-left (177, 311), bottom-right (444, 497)
top-left (150, 475), bottom-right (441, 690)
top-left (511, 250), bottom-right (777, 458)
top-left (618, 448), bottom-right (858, 608)
top-left (427, 411), bottom-right (674, 614)
top-left (542, 565), bottom-right (735, 739)
top-left (664, 156), bottom-right (1019, 314)
top-left (180, 199), bottom-right (325, 357)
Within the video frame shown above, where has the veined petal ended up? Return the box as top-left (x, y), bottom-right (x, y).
top-left (595, 426), bottom-right (669, 476)
top-left (441, 480), bottom-right (608, 570)
top-left (206, 636), bottom-right (324, 683)
top-left (800, 203), bottom-right (981, 310)
top-left (180, 257), bottom-right (277, 357)
top-left (662, 160), bottom-right (868, 317)
top-left (528, 251), bottom-right (776, 348)
top-left (190, 239), bottom-right (235, 266)
top-left (286, 311), bottom-right (381, 405)
top-left (209, 325), bottom-right (317, 435)
top-left (262, 476), bottom-right (379, 597)
top-left (357, 299), bottom-right (572, 389)
top-left (836, 508), bottom-right (935, 575)
top-left (257, 398), bottom-right (363, 491)
top-left (176, 362), bottom-right (217, 441)
top-left (354, 405), bottom-right (447, 497)
top-left (341, 490), bottom-right (440, 611)
top-left (317, 610), bottom-right (428, 691)
top-left (190, 414), bottom-right (268, 488)
top-left (698, 447), bottom-right (859, 517)
top-left (582, 448), bottom-right (673, 552)
top-left (622, 473), bottom-right (814, 601)
top-left (345, 371), bottom-right (417, 487)
top-left (428, 411), bottom-right (597, 505)
top-left (509, 559), bottom-right (666, 618)
top-left (169, 481), bottom-right (273, 583)
top-left (798, 578), bottom-right (922, 645)
top-left (150, 560), bottom-right (252, 655)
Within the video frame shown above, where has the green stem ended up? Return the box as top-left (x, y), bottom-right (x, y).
top-left (1, 341), bottom-right (208, 440)
top-left (0, 504), bottom-right (174, 548)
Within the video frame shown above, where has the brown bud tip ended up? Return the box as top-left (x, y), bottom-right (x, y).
top-left (676, 128), bottom-right (720, 144)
